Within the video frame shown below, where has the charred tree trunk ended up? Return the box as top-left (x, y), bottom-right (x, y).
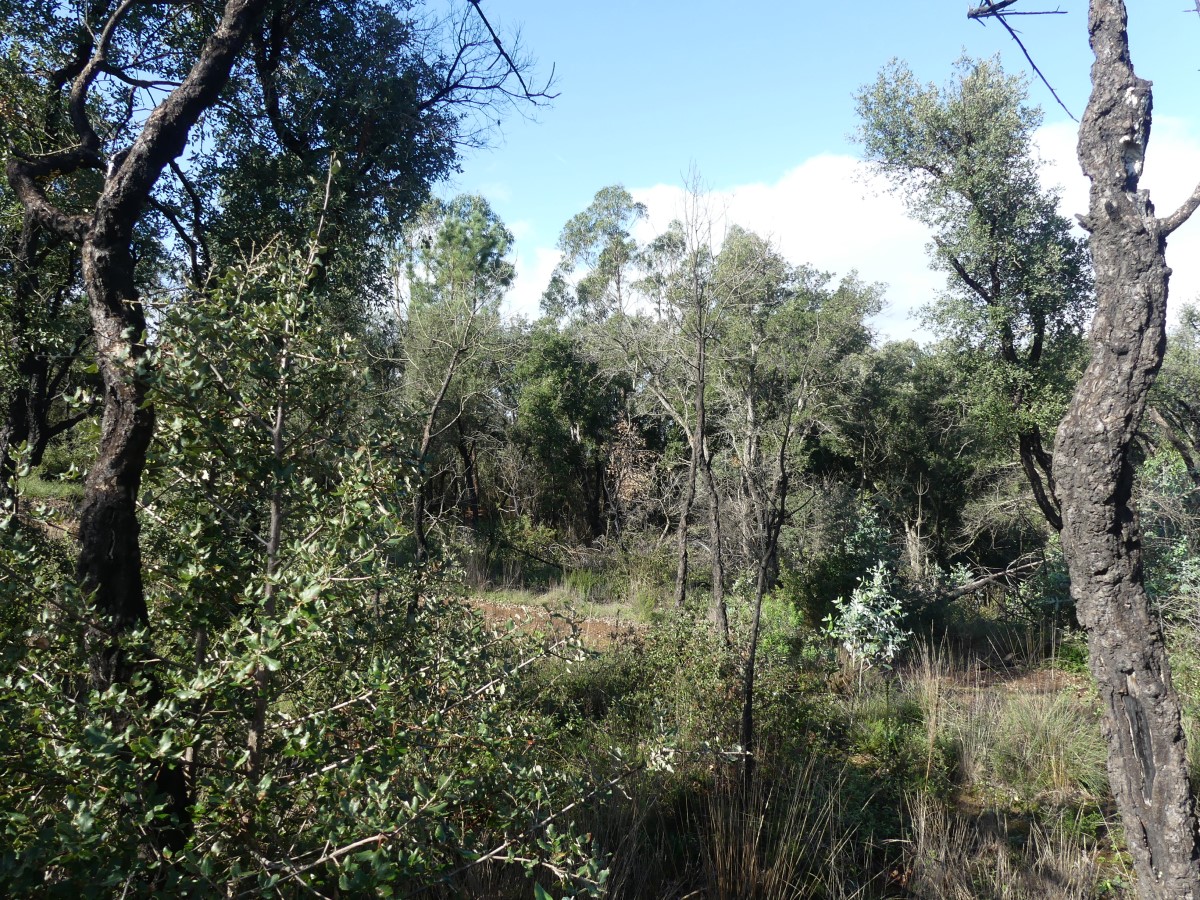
top-left (700, 441), bottom-right (728, 642)
top-left (1054, 3), bottom-right (1200, 895)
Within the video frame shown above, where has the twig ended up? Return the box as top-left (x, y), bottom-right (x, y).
top-left (968, 1), bottom-right (1077, 121)
top-left (466, 0), bottom-right (558, 102)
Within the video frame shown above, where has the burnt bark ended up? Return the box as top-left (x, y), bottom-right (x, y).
top-left (699, 439), bottom-right (729, 641)
top-left (1054, 2), bottom-right (1200, 895)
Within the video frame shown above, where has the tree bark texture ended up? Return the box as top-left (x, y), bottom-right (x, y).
top-left (1054, 3), bottom-right (1200, 895)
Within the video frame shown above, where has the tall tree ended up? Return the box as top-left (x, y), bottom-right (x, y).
top-left (856, 56), bottom-right (1093, 533)
top-left (638, 194), bottom-right (730, 640)
top-left (393, 194), bottom-right (513, 560)
top-left (2, 0), bottom-right (545, 859)
top-left (710, 227), bottom-right (877, 783)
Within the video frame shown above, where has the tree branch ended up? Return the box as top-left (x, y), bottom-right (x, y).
top-left (968, 1), bottom-right (1077, 122)
top-left (1159, 180), bottom-right (1200, 236)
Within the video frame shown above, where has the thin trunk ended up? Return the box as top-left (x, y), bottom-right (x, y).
top-left (1019, 427), bottom-right (1063, 531)
top-left (740, 561), bottom-right (770, 791)
top-left (5, 0), bottom-right (274, 854)
top-left (413, 341), bottom-right (466, 563)
top-left (1055, 3), bottom-right (1200, 895)
top-left (456, 437), bottom-right (481, 527)
top-left (1, 216), bottom-right (38, 502)
top-left (673, 448), bottom-right (697, 608)
top-left (1148, 406), bottom-right (1200, 490)
top-left (739, 427), bottom-right (790, 790)
top-left (700, 442), bottom-right (728, 641)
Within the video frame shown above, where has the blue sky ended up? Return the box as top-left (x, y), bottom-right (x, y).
top-left (444, 2), bottom-right (1200, 338)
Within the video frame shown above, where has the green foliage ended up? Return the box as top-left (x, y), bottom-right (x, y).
top-left (781, 500), bottom-right (893, 626)
top-left (543, 185), bottom-right (646, 321)
top-left (823, 563), bottom-right (912, 674)
top-left (0, 243), bottom-right (605, 895)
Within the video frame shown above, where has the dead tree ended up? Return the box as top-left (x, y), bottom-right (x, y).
top-left (1051, 2), bottom-right (1200, 895)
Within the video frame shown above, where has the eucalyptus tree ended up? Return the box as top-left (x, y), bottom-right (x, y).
top-left (637, 202), bottom-right (732, 639)
top-left (542, 184), bottom-right (647, 322)
top-left (856, 56), bottom-right (1093, 533)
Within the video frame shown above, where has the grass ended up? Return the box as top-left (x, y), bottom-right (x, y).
top-left (17, 474), bottom-right (85, 502)
top-left (480, 572), bottom-right (664, 624)
top-left (472, 579), bottom-right (1135, 898)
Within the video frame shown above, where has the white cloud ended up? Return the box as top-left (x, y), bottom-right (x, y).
top-left (629, 158), bottom-right (939, 342)
top-left (503, 121), bottom-right (1200, 339)
top-left (505, 245), bottom-right (561, 321)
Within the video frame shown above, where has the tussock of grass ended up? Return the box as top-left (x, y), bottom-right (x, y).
top-left (903, 791), bottom-right (1125, 899)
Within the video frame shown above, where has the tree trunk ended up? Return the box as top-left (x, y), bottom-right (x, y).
top-left (700, 444), bottom-right (729, 642)
top-left (6, 0), bottom-right (273, 857)
top-left (77, 235), bottom-right (154, 647)
top-left (457, 437), bottom-right (481, 527)
top-left (0, 215), bottom-right (39, 502)
top-left (673, 447), bottom-right (697, 608)
top-left (1054, 3), bottom-right (1200, 895)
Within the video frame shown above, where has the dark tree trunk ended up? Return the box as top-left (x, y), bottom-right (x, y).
top-left (673, 444), bottom-right (697, 608)
top-left (76, 233), bottom-right (155, 654)
top-left (413, 484), bottom-right (430, 562)
top-left (0, 215), bottom-right (39, 502)
top-left (700, 442), bottom-right (728, 641)
top-left (456, 437), bottom-right (481, 527)
top-left (6, 0), bottom-right (273, 856)
top-left (1054, 3), bottom-right (1200, 895)
top-left (1018, 427), bottom-right (1063, 531)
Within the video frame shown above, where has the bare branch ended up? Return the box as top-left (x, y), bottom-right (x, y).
top-left (1159, 180), bottom-right (1200, 236)
top-left (466, 0), bottom-right (558, 103)
top-left (968, 1), bottom-right (1077, 121)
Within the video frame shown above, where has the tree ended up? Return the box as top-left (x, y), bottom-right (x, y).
top-left (638, 195), bottom-right (731, 639)
top-left (1149, 305), bottom-right (1200, 490)
top-left (392, 194), bottom-right (513, 560)
top-left (1047, 2), bottom-right (1200, 893)
top-left (709, 227), bottom-right (877, 784)
top-left (542, 184), bottom-right (647, 322)
top-left (1, 0), bottom-right (546, 655)
top-left (856, 56), bottom-right (1093, 533)
top-left (511, 326), bottom-right (625, 538)
top-left (2, 0), bottom-right (545, 863)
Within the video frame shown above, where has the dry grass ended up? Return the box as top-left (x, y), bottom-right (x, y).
top-left (892, 641), bottom-right (1127, 898)
top-left (698, 760), bottom-right (872, 900)
top-left (901, 791), bottom-right (1124, 899)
